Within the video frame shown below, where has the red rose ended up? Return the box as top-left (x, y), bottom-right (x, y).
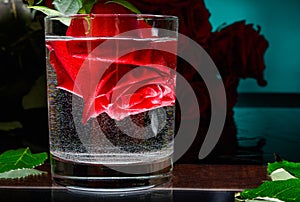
top-left (206, 20), bottom-right (269, 86)
top-left (46, 3), bottom-right (177, 123)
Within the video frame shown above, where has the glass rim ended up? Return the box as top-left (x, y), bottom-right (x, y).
top-left (44, 13), bottom-right (178, 20)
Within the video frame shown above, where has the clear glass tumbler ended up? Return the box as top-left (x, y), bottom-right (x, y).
top-left (45, 14), bottom-right (178, 191)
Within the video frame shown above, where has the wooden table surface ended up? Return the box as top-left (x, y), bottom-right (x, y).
top-left (0, 163), bottom-right (268, 191)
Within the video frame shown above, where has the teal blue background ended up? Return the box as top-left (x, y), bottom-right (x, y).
top-left (204, 0), bottom-right (300, 93)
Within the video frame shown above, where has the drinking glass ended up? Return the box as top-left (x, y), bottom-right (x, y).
top-left (44, 14), bottom-right (178, 191)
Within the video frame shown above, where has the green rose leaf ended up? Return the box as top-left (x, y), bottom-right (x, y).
top-left (0, 147), bottom-right (48, 174)
top-left (240, 179), bottom-right (300, 202)
top-left (268, 160), bottom-right (300, 178)
top-left (0, 168), bottom-right (46, 179)
top-left (237, 158), bottom-right (300, 202)
top-left (105, 0), bottom-right (142, 14)
top-left (28, 6), bottom-right (71, 26)
top-left (52, 0), bottom-right (82, 15)
top-left (28, 5), bottom-right (64, 16)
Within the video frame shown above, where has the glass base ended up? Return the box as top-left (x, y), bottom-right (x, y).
top-left (51, 156), bottom-right (173, 192)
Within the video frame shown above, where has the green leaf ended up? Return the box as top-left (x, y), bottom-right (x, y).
top-left (0, 147), bottom-right (48, 173)
top-left (105, 0), bottom-right (142, 14)
top-left (78, 0), bottom-right (98, 14)
top-left (52, 0), bottom-right (83, 15)
top-left (0, 168), bottom-right (46, 179)
top-left (268, 160), bottom-right (300, 178)
top-left (28, 6), bottom-right (71, 26)
top-left (240, 179), bottom-right (300, 202)
top-left (28, 5), bottom-right (64, 16)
